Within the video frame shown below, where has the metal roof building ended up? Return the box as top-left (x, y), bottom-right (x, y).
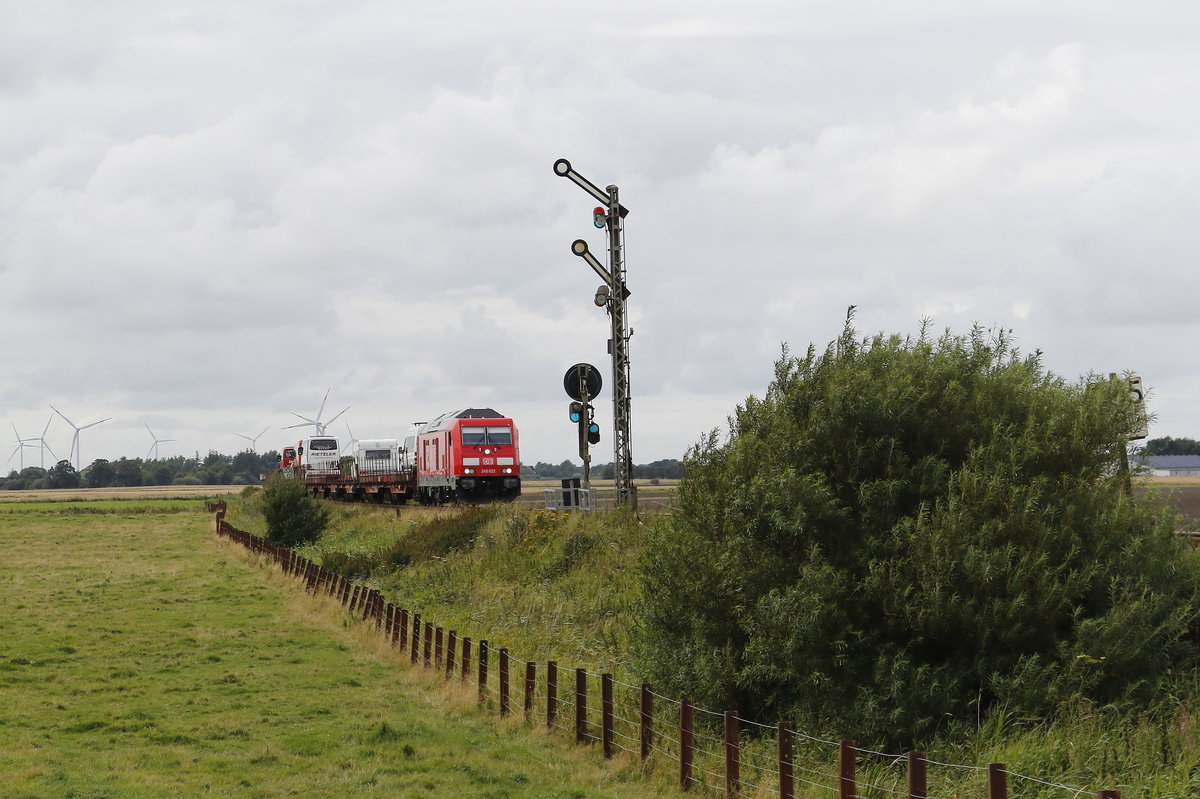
top-left (1141, 455), bottom-right (1200, 477)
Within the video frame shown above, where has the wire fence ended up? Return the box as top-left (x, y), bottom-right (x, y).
top-left (211, 505), bottom-right (1124, 799)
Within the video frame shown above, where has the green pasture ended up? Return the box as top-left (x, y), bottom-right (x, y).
top-left (0, 500), bottom-right (677, 799)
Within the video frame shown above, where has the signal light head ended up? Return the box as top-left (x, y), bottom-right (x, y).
top-left (594, 285), bottom-right (610, 307)
top-left (569, 401), bottom-right (584, 423)
top-left (593, 207), bottom-right (606, 228)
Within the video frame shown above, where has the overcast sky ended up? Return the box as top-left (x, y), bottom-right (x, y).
top-left (2, 1), bottom-right (1197, 471)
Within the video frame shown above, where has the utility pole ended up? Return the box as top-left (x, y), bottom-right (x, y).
top-left (554, 158), bottom-right (634, 507)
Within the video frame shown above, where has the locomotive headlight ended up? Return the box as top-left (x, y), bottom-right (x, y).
top-left (484, 448), bottom-right (492, 455)
top-left (464, 468), bottom-right (474, 474)
top-left (503, 468), bottom-right (513, 474)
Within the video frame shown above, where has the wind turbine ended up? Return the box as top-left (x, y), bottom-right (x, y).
top-left (7, 423), bottom-right (38, 470)
top-left (144, 423), bottom-right (176, 460)
top-left (284, 389), bottom-right (350, 436)
top-left (341, 420), bottom-right (359, 455)
top-left (50, 405), bottom-right (111, 470)
top-left (234, 426), bottom-right (270, 453)
top-left (21, 415), bottom-right (58, 469)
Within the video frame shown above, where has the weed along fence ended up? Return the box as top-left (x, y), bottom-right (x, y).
top-left (211, 506), bottom-right (1123, 799)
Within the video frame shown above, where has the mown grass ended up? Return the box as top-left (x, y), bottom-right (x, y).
top-left (222, 496), bottom-right (1200, 799)
top-left (0, 500), bottom-right (684, 798)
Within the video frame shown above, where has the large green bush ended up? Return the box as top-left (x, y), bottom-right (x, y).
top-left (260, 473), bottom-right (330, 547)
top-left (636, 316), bottom-right (1200, 747)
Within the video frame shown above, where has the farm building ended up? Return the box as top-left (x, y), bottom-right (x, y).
top-left (1141, 455), bottom-right (1200, 477)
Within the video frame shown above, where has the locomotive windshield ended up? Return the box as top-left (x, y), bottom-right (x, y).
top-left (460, 426), bottom-right (513, 446)
top-left (485, 426), bottom-right (513, 445)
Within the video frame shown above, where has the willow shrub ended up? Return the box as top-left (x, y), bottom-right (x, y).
top-left (258, 472), bottom-right (330, 547)
top-left (636, 316), bottom-right (1200, 748)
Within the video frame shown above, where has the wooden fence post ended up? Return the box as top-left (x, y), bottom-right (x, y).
top-left (422, 621), bottom-right (432, 667)
top-left (435, 627), bottom-right (444, 670)
top-left (446, 631), bottom-right (457, 680)
top-left (839, 740), bottom-right (856, 799)
top-left (907, 752), bottom-right (927, 799)
top-left (410, 613), bottom-right (420, 665)
top-left (779, 722), bottom-right (794, 799)
top-left (640, 683), bottom-right (653, 760)
top-left (575, 668), bottom-right (588, 744)
top-left (547, 661), bottom-right (558, 730)
top-left (602, 674), bottom-right (614, 758)
top-left (478, 640), bottom-right (489, 702)
top-left (988, 763), bottom-right (1007, 799)
top-left (680, 699), bottom-right (694, 792)
top-left (397, 609), bottom-right (408, 651)
top-left (524, 661), bottom-right (536, 716)
top-left (499, 648), bottom-right (510, 716)
top-left (461, 637), bottom-right (472, 682)
top-left (724, 711), bottom-right (740, 798)
top-left (1097, 791), bottom-right (1121, 799)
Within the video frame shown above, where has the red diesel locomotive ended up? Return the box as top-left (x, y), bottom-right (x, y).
top-left (412, 408), bottom-right (521, 504)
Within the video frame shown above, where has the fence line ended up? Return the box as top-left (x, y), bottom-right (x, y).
top-left (211, 506), bottom-right (1124, 799)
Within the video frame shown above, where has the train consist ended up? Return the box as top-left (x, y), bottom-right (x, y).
top-left (279, 408), bottom-right (521, 504)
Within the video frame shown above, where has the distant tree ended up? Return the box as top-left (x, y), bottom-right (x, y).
top-left (203, 450), bottom-right (229, 468)
top-left (1145, 436), bottom-right (1200, 456)
top-left (637, 317), bottom-right (1195, 748)
top-left (633, 459), bottom-right (683, 479)
top-left (46, 460), bottom-right (81, 490)
top-left (231, 450), bottom-right (265, 484)
top-left (86, 459), bottom-right (116, 488)
top-left (114, 458), bottom-right (143, 487)
top-left (5, 466), bottom-right (48, 490)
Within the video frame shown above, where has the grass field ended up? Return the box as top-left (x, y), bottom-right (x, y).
top-left (0, 500), bottom-right (679, 799)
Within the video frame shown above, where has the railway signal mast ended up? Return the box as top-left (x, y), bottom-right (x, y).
top-left (554, 158), bottom-right (634, 507)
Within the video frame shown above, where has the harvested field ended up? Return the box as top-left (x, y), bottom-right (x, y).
top-left (0, 484), bottom-right (244, 502)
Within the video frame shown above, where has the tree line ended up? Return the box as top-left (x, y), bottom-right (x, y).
top-left (1, 450), bottom-right (282, 490)
top-left (1145, 436), bottom-right (1200, 455)
top-left (2, 452), bottom-right (684, 490)
top-left (526, 458), bottom-right (682, 480)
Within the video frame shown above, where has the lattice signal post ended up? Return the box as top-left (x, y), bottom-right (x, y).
top-left (554, 158), bottom-right (634, 507)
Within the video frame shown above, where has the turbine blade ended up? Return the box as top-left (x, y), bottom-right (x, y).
top-left (316, 388), bottom-right (331, 421)
top-left (325, 405), bottom-right (351, 426)
top-left (51, 405), bottom-right (77, 428)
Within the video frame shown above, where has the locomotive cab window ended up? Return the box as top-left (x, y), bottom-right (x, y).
top-left (485, 426), bottom-right (513, 445)
top-left (461, 428), bottom-right (487, 446)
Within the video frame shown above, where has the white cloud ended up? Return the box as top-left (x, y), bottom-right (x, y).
top-left (2, 1), bottom-right (1198, 467)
